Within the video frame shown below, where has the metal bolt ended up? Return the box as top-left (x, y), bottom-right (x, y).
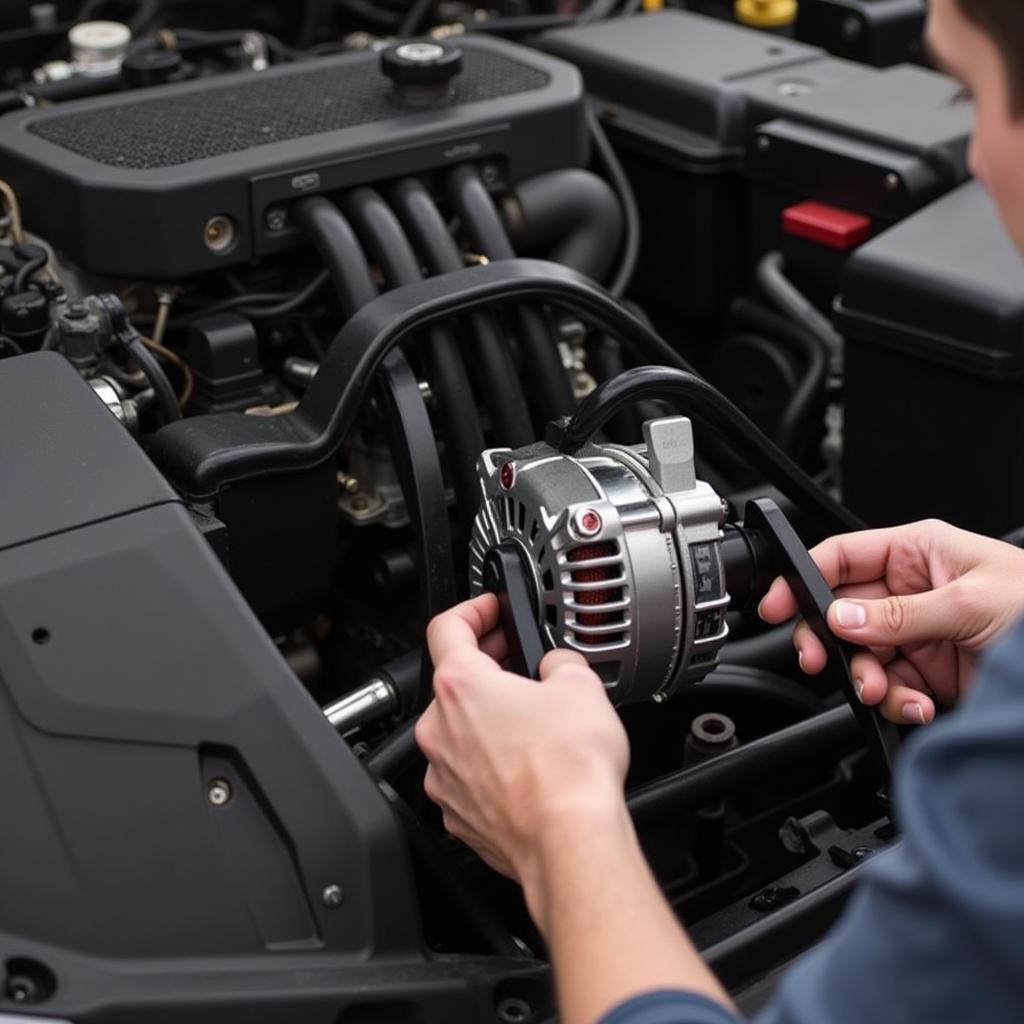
top-left (207, 778), bottom-right (232, 806)
top-left (496, 997), bottom-right (534, 1024)
top-left (499, 462), bottom-right (515, 489)
top-left (574, 508), bottom-right (603, 537)
top-left (756, 135), bottom-right (771, 152)
top-left (480, 162), bottom-right (500, 186)
top-left (203, 215), bottom-right (236, 254)
top-left (264, 206), bottom-right (288, 232)
top-left (349, 495), bottom-right (370, 512)
top-left (883, 173), bottom-right (900, 192)
top-left (322, 884), bottom-right (345, 908)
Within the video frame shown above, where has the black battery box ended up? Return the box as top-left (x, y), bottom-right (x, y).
top-left (836, 181), bottom-right (1024, 536)
top-left (540, 11), bottom-right (971, 328)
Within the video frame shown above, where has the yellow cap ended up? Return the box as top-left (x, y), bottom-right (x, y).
top-left (735, 0), bottom-right (797, 28)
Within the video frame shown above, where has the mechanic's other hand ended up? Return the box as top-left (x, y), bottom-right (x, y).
top-left (417, 594), bottom-right (629, 912)
top-left (758, 520), bottom-right (1024, 726)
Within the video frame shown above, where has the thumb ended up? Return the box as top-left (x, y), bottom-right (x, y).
top-left (827, 587), bottom-right (965, 647)
top-left (538, 647), bottom-right (591, 680)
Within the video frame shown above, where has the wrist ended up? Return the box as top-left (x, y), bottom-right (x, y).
top-left (518, 794), bottom-right (637, 936)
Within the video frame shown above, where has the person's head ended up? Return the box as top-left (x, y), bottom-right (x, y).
top-left (926, 0), bottom-right (1024, 252)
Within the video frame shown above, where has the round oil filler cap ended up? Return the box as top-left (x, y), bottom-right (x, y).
top-left (381, 40), bottom-right (463, 102)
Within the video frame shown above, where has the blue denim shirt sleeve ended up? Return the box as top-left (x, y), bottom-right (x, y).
top-left (754, 616), bottom-right (1024, 1024)
top-left (599, 990), bottom-right (741, 1024)
top-left (599, 618), bottom-right (1024, 1024)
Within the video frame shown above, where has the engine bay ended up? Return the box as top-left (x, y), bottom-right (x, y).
top-left (0, 1), bottom-right (1020, 1020)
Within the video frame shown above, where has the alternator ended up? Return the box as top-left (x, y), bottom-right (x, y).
top-left (470, 416), bottom-right (730, 705)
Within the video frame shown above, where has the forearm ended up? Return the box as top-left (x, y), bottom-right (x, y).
top-left (522, 800), bottom-right (735, 1024)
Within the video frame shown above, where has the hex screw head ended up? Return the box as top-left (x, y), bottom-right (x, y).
top-left (207, 778), bottom-right (232, 806)
top-left (322, 884), bottom-right (345, 908)
top-left (574, 508), bottom-right (602, 537)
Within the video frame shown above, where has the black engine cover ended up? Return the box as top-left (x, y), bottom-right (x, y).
top-left (0, 37), bottom-right (585, 278)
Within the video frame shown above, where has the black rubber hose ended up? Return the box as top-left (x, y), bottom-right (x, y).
top-left (341, 185), bottom-right (485, 536)
top-left (511, 169), bottom-right (623, 285)
top-left (388, 176), bottom-right (534, 447)
top-left (10, 247), bottom-right (47, 294)
top-left (446, 163), bottom-right (575, 422)
top-left (126, 336), bottom-right (181, 424)
top-left (548, 365), bottom-right (863, 532)
top-left (586, 106), bottom-right (640, 300)
top-left (732, 298), bottom-right (827, 459)
top-left (719, 624), bottom-right (798, 673)
top-left (697, 664), bottom-right (823, 719)
top-left (292, 197), bottom-right (378, 312)
top-left (627, 704), bottom-right (859, 826)
top-left (292, 194), bottom-right (455, 659)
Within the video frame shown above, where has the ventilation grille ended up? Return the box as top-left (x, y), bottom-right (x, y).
top-left (562, 542), bottom-right (628, 646)
top-left (28, 50), bottom-right (550, 170)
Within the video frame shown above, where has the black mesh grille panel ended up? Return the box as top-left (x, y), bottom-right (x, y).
top-left (28, 50), bottom-right (549, 170)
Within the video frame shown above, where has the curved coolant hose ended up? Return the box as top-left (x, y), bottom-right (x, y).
top-left (388, 176), bottom-right (533, 447)
top-left (731, 298), bottom-right (827, 460)
top-left (446, 163), bottom-right (576, 421)
top-left (585, 106), bottom-right (640, 300)
top-left (511, 168), bottom-right (623, 285)
top-left (293, 194), bottom-right (455, 640)
top-left (757, 251), bottom-right (842, 372)
top-left (126, 336), bottom-right (181, 424)
top-left (340, 186), bottom-right (485, 533)
top-left (547, 365), bottom-right (864, 532)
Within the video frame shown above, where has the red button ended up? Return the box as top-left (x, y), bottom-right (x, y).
top-left (782, 200), bottom-right (872, 251)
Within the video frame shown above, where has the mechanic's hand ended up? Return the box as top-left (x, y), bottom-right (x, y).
top-left (758, 520), bottom-right (1024, 726)
top-left (416, 594), bottom-right (629, 912)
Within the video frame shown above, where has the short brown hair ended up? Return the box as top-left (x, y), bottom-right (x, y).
top-left (954, 0), bottom-right (1024, 115)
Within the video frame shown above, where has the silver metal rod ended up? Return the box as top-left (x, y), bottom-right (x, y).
top-left (323, 677), bottom-right (398, 733)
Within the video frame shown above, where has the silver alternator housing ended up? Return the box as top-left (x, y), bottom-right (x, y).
top-left (469, 416), bottom-right (730, 705)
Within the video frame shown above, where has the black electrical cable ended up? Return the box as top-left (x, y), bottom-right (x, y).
top-left (340, 185), bottom-right (486, 539)
top-left (292, 195), bottom-right (455, 678)
top-left (732, 298), bottom-right (828, 459)
top-left (586, 106), bottom-right (640, 300)
top-left (126, 335), bottom-right (181, 423)
top-left (10, 247), bottom-right (47, 294)
top-left (627, 704), bottom-right (859, 826)
top-left (236, 269), bottom-right (331, 320)
top-left (446, 163), bottom-right (575, 422)
top-left (548, 365), bottom-right (864, 532)
top-left (398, 0), bottom-right (435, 37)
top-left (171, 27), bottom-right (304, 62)
top-left (388, 176), bottom-right (534, 447)
top-left (466, 13), bottom-right (575, 35)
